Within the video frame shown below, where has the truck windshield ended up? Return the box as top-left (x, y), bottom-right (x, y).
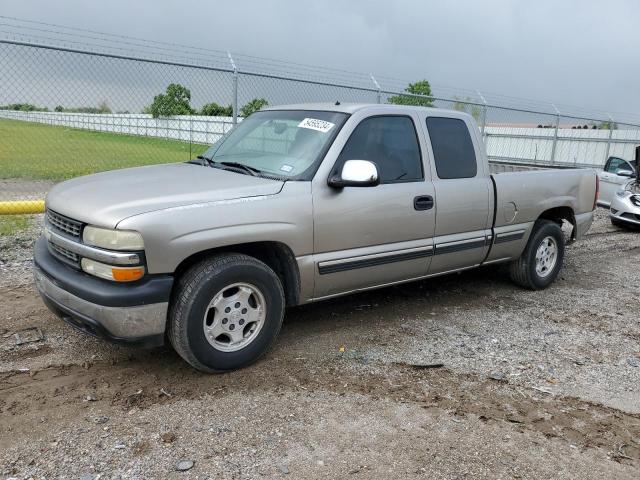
top-left (200, 110), bottom-right (348, 180)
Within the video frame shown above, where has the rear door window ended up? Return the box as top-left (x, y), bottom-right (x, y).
top-left (426, 117), bottom-right (477, 179)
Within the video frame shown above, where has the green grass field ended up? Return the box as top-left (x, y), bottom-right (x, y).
top-left (0, 119), bottom-right (208, 180)
top-left (0, 215), bottom-right (30, 236)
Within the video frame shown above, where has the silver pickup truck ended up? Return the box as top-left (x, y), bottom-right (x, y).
top-left (34, 103), bottom-right (598, 372)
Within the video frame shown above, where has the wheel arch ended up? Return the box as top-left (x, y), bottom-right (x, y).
top-left (537, 206), bottom-right (577, 241)
top-left (173, 241), bottom-right (300, 307)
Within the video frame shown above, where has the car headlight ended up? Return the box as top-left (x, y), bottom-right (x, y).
top-left (83, 226), bottom-right (144, 251)
top-left (631, 195), bottom-right (640, 207)
top-left (81, 258), bottom-right (145, 282)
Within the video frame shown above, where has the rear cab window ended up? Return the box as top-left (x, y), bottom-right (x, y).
top-left (426, 117), bottom-right (477, 179)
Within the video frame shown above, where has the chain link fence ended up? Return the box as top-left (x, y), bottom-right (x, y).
top-left (1, 38), bottom-right (639, 215)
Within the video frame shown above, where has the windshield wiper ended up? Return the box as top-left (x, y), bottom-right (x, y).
top-left (190, 156), bottom-right (268, 178)
top-left (197, 155), bottom-right (214, 166)
top-left (186, 155), bottom-right (213, 166)
top-left (216, 161), bottom-right (262, 176)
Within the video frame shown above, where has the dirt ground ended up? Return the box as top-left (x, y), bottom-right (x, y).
top-left (1, 208), bottom-right (639, 479)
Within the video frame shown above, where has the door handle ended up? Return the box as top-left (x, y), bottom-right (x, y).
top-left (414, 195), bottom-right (434, 211)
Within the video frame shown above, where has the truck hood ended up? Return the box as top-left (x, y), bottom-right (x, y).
top-left (46, 163), bottom-right (285, 228)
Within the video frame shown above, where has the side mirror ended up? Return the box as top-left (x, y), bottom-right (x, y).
top-left (328, 160), bottom-right (380, 188)
top-left (617, 169), bottom-right (635, 178)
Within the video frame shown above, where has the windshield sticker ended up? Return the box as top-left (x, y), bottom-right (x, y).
top-left (280, 164), bottom-right (294, 173)
top-left (297, 118), bottom-right (335, 133)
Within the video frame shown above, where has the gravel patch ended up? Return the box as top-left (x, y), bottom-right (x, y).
top-left (0, 213), bottom-right (42, 289)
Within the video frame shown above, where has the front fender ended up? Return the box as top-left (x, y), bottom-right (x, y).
top-left (117, 182), bottom-right (313, 274)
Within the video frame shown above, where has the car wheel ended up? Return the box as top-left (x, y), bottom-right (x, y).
top-left (509, 219), bottom-right (565, 290)
top-left (168, 253), bottom-right (285, 372)
top-left (611, 217), bottom-right (625, 228)
top-left (611, 217), bottom-right (639, 230)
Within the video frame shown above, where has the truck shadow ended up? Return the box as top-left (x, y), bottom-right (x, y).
top-left (283, 263), bottom-right (514, 329)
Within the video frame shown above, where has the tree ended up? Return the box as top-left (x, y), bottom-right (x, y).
top-left (240, 98), bottom-right (268, 117)
top-left (452, 96), bottom-right (482, 121)
top-left (147, 83), bottom-right (194, 118)
top-left (388, 80), bottom-right (433, 107)
top-left (200, 102), bottom-right (233, 116)
top-left (599, 120), bottom-right (618, 130)
top-left (97, 100), bottom-right (111, 114)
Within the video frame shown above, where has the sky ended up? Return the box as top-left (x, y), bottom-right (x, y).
top-left (1, 0), bottom-right (639, 121)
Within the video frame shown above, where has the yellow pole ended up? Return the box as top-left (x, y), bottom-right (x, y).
top-left (0, 201), bottom-right (45, 215)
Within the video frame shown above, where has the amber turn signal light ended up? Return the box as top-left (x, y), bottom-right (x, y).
top-left (112, 267), bottom-right (145, 282)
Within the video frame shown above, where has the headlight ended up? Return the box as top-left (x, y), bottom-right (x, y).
top-left (81, 258), bottom-right (145, 282)
top-left (631, 195), bottom-right (640, 207)
top-left (83, 226), bottom-right (144, 251)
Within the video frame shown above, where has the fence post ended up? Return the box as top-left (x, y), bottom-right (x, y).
top-left (476, 90), bottom-right (488, 141)
top-left (370, 75), bottom-right (381, 103)
top-left (550, 103), bottom-right (560, 165)
top-left (228, 52), bottom-right (238, 125)
top-left (604, 114), bottom-right (614, 162)
top-left (189, 115), bottom-right (193, 159)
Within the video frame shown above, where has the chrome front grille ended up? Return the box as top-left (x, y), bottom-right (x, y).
top-left (47, 209), bottom-right (82, 238)
top-left (48, 241), bottom-right (80, 265)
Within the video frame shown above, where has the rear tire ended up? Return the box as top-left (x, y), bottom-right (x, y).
top-left (509, 220), bottom-right (565, 290)
top-left (168, 253), bottom-right (285, 373)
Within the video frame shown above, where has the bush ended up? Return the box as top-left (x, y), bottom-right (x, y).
top-left (51, 101), bottom-right (112, 114)
top-left (200, 102), bottom-right (233, 116)
top-left (0, 103), bottom-right (49, 112)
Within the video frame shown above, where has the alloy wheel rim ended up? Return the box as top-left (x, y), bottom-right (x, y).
top-left (202, 282), bottom-right (266, 352)
top-left (535, 236), bottom-right (558, 278)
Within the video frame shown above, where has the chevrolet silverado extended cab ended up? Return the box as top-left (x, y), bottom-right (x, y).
top-left (35, 103), bottom-right (598, 372)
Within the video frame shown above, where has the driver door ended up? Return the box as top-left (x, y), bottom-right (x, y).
top-left (311, 112), bottom-right (436, 299)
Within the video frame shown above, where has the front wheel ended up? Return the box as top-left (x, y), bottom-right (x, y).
top-left (509, 219), bottom-right (565, 290)
top-left (611, 217), bottom-right (625, 228)
top-left (168, 253), bottom-right (285, 372)
top-left (611, 217), bottom-right (639, 230)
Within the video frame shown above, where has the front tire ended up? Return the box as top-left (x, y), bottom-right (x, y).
top-left (611, 217), bottom-right (639, 230)
top-left (168, 253), bottom-right (285, 373)
top-left (611, 217), bottom-right (625, 228)
top-left (509, 220), bottom-right (565, 290)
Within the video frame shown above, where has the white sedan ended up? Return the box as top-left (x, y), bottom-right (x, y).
top-left (597, 156), bottom-right (636, 207)
top-left (596, 156), bottom-right (639, 228)
top-left (610, 182), bottom-right (640, 228)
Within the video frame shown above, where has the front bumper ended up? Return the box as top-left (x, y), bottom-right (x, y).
top-left (610, 193), bottom-right (640, 226)
top-left (34, 236), bottom-right (173, 347)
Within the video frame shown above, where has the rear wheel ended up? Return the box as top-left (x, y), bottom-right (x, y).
top-left (509, 220), bottom-right (565, 290)
top-left (168, 253), bottom-right (285, 372)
